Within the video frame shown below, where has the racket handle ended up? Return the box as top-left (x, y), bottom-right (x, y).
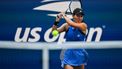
top-left (57, 14), bottom-right (62, 18)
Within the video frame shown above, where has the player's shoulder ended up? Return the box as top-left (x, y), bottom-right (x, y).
top-left (80, 22), bottom-right (87, 28)
top-left (78, 22), bottom-right (87, 34)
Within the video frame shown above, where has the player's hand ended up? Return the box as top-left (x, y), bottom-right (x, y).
top-left (60, 12), bottom-right (66, 17)
top-left (55, 13), bottom-right (62, 22)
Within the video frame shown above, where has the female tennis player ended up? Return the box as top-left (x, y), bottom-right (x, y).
top-left (52, 8), bottom-right (88, 69)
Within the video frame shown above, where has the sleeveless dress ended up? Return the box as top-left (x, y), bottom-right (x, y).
top-left (60, 26), bottom-right (88, 67)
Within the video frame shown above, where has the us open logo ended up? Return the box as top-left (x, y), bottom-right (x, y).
top-left (14, 0), bottom-right (104, 43)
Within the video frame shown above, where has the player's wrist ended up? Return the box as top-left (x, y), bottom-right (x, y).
top-left (53, 21), bottom-right (59, 26)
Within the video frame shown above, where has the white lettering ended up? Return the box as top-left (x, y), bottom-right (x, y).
top-left (28, 27), bottom-right (42, 42)
top-left (86, 27), bottom-right (102, 42)
top-left (15, 28), bottom-right (30, 42)
top-left (14, 27), bottom-right (103, 42)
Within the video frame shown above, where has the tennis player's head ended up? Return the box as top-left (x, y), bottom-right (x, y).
top-left (72, 8), bottom-right (84, 22)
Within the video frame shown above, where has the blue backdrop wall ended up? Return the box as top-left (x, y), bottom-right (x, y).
top-left (0, 0), bottom-right (122, 69)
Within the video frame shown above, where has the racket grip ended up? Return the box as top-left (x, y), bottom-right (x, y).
top-left (55, 14), bottom-right (62, 22)
top-left (57, 14), bottom-right (62, 18)
top-left (57, 15), bottom-right (60, 18)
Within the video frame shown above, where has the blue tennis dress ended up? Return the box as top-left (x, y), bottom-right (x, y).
top-left (60, 26), bottom-right (88, 67)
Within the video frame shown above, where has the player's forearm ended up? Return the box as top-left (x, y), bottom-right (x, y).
top-left (62, 15), bottom-right (74, 26)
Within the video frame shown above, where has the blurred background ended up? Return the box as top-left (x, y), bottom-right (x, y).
top-left (0, 0), bottom-right (122, 69)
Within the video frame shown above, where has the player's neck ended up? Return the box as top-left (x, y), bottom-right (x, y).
top-left (73, 19), bottom-right (82, 23)
top-left (74, 20), bottom-right (81, 23)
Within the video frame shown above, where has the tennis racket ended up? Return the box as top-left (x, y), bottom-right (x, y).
top-left (65, 0), bottom-right (84, 15)
top-left (57, 0), bottom-right (84, 18)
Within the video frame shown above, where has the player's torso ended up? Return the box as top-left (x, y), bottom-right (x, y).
top-left (65, 26), bottom-right (86, 41)
top-left (64, 26), bottom-right (86, 51)
top-left (60, 26), bottom-right (88, 63)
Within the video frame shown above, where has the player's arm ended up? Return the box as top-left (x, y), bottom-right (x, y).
top-left (61, 13), bottom-right (87, 33)
top-left (52, 13), bottom-right (68, 33)
top-left (52, 23), bottom-right (68, 33)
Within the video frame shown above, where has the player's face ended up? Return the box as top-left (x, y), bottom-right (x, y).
top-left (73, 14), bottom-right (83, 22)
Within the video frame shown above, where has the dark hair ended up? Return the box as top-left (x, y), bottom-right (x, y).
top-left (73, 8), bottom-right (84, 16)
